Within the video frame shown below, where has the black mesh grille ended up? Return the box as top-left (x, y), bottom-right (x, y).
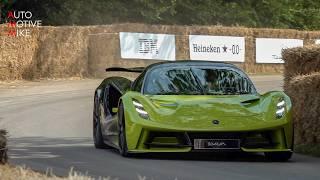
top-left (145, 131), bottom-right (276, 149)
top-left (145, 132), bottom-right (192, 148)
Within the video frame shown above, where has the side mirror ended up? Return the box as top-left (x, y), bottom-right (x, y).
top-left (112, 107), bottom-right (118, 113)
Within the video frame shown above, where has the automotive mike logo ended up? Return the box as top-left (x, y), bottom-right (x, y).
top-left (4, 10), bottom-right (42, 37)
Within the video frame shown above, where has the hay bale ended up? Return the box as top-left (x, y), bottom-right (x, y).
top-left (286, 72), bottom-right (320, 145)
top-left (0, 25), bottom-right (112, 81)
top-left (282, 45), bottom-right (320, 89)
top-left (0, 129), bottom-right (8, 164)
top-left (4, 23), bottom-right (320, 81)
top-left (0, 25), bottom-right (39, 81)
top-left (26, 26), bottom-right (94, 79)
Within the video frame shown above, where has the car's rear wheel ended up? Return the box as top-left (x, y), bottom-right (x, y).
top-left (118, 102), bottom-right (131, 157)
top-left (264, 151), bottom-right (293, 162)
top-left (93, 95), bottom-right (108, 149)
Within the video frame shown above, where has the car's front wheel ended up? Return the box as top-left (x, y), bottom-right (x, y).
top-left (118, 102), bottom-right (131, 157)
top-left (264, 151), bottom-right (293, 162)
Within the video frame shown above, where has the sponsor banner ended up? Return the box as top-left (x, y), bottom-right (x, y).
top-left (256, 38), bottom-right (303, 63)
top-left (315, 39), bottom-right (320, 44)
top-left (189, 35), bottom-right (245, 62)
top-left (119, 32), bottom-right (175, 61)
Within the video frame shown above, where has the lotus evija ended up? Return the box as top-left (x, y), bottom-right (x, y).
top-left (93, 61), bottom-right (293, 161)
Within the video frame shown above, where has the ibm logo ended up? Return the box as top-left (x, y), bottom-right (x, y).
top-left (138, 38), bottom-right (159, 54)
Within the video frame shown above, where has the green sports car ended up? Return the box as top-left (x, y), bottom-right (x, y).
top-left (93, 61), bottom-right (293, 161)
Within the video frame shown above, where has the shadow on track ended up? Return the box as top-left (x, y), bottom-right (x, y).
top-left (131, 152), bottom-right (269, 162)
top-left (8, 137), bottom-right (289, 163)
top-left (9, 137), bottom-right (318, 180)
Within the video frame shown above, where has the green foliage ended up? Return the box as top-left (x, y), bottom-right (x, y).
top-left (1, 0), bottom-right (320, 30)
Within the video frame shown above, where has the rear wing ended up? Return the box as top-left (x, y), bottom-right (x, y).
top-left (105, 67), bottom-right (145, 73)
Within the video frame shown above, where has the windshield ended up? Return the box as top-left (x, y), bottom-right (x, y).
top-left (144, 66), bottom-right (256, 95)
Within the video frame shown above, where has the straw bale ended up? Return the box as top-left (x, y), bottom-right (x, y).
top-left (2, 23), bottom-right (320, 80)
top-left (282, 45), bottom-right (320, 89)
top-left (286, 72), bottom-right (320, 144)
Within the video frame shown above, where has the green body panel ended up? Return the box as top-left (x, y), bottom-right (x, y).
top-left (97, 61), bottom-right (293, 154)
top-left (120, 90), bottom-right (293, 153)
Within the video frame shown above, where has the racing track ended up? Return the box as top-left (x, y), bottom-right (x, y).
top-left (0, 75), bottom-right (320, 180)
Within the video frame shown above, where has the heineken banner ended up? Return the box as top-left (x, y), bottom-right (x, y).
top-left (189, 35), bottom-right (245, 62)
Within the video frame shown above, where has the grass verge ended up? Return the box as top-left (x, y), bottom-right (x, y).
top-left (295, 144), bottom-right (320, 157)
top-left (0, 165), bottom-right (112, 180)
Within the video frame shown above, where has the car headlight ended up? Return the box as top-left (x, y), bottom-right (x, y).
top-left (276, 98), bottom-right (285, 119)
top-left (133, 99), bottom-right (149, 119)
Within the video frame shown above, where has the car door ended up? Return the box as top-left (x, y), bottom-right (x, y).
top-left (102, 84), bottom-right (123, 144)
top-left (100, 85), bottom-right (113, 137)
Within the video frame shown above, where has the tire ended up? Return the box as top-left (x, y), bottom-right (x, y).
top-left (93, 95), bottom-right (108, 149)
top-left (264, 151), bottom-right (293, 162)
top-left (118, 102), bottom-right (131, 157)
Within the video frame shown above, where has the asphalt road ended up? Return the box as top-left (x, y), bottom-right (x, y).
top-left (1, 75), bottom-right (320, 180)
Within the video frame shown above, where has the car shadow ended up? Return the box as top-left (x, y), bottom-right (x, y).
top-left (129, 151), bottom-right (271, 162)
top-left (8, 137), bottom-right (293, 166)
top-left (103, 144), bottom-right (284, 163)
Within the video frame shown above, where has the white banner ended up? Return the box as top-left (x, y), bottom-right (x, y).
top-left (256, 38), bottom-right (303, 63)
top-left (119, 32), bottom-right (175, 61)
top-left (315, 39), bottom-right (320, 44)
top-left (189, 35), bottom-right (245, 62)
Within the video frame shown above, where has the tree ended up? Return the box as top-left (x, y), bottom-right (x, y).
top-left (4, 0), bottom-right (320, 30)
